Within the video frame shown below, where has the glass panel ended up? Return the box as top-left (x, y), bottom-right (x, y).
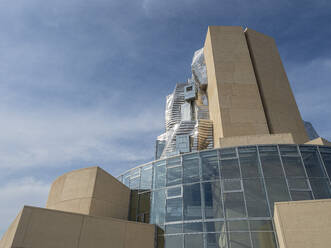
top-left (281, 156), bottom-right (306, 178)
top-left (288, 179), bottom-right (310, 189)
top-left (165, 223), bottom-right (182, 234)
top-left (239, 146), bottom-right (261, 178)
top-left (151, 189), bottom-right (165, 225)
top-left (223, 192), bottom-right (246, 218)
top-left (166, 197), bottom-right (183, 222)
top-left (123, 173), bottom-right (130, 187)
top-left (243, 179), bottom-right (270, 217)
top-left (130, 176), bottom-right (140, 189)
top-left (300, 147), bottom-right (326, 177)
top-left (290, 191), bottom-right (313, 201)
top-left (320, 152), bottom-right (331, 179)
top-left (279, 145), bottom-right (299, 156)
top-left (251, 232), bottom-right (277, 248)
top-left (167, 186), bottom-right (182, 198)
top-left (183, 222), bottom-right (203, 233)
top-left (165, 235), bottom-right (183, 248)
top-left (220, 148), bottom-right (237, 159)
top-left (228, 232), bottom-right (252, 248)
top-left (167, 166), bottom-right (182, 186)
top-left (183, 155), bottom-right (200, 184)
top-left (259, 146), bottom-right (284, 178)
top-left (201, 151), bottom-right (220, 181)
top-left (183, 184), bottom-right (202, 220)
top-left (264, 178), bottom-right (291, 214)
top-left (223, 179), bottom-right (242, 192)
top-left (184, 234), bottom-right (204, 248)
top-left (206, 233), bottom-right (228, 248)
top-left (220, 158), bottom-right (240, 179)
top-left (203, 181), bottom-right (224, 219)
top-left (167, 156), bottom-right (181, 167)
top-left (154, 161), bottom-right (166, 189)
top-left (309, 178), bottom-right (331, 199)
top-left (249, 220), bottom-right (273, 231)
top-left (227, 220), bottom-right (249, 231)
top-left (140, 164), bottom-right (153, 190)
top-left (205, 221), bottom-right (226, 232)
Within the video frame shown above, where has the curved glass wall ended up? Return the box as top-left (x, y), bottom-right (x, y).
top-left (118, 145), bottom-right (331, 248)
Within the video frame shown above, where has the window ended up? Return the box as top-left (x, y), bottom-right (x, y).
top-left (239, 146), bottom-right (261, 178)
top-left (259, 146), bottom-right (284, 178)
top-left (203, 181), bottom-right (223, 219)
top-left (223, 192), bottom-right (246, 218)
top-left (183, 184), bottom-right (202, 220)
top-left (243, 179), bottom-right (270, 217)
top-left (183, 154), bottom-right (200, 183)
top-left (201, 151), bottom-right (220, 181)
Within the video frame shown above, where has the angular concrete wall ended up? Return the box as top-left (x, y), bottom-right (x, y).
top-left (204, 26), bottom-right (269, 147)
top-left (245, 28), bottom-right (309, 144)
top-left (0, 206), bottom-right (155, 248)
top-left (46, 167), bottom-right (130, 219)
top-left (274, 199), bottom-right (331, 248)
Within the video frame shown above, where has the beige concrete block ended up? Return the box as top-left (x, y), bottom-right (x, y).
top-left (93, 167), bottom-right (130, 208)
top-left (79, 216), bottom-right (126, 248)
top-left (46, 166), bottom-right (130, 219)
top-left (125, 222), bottom-right (155, 248)
top-left (274, 199), bottom-right (331, 248)
top-left (204, 26), bottom-right (269, 147)
top-left (0, 206), bottom-right (155, 248)
top-left (305, 137), bottom-right (331, 146)
top-left (61, 167), bottom-right (97, 201)
top-left (15, 207), bottom-right (83, 248)
top-left (245, 28), bottom-right (308, 144)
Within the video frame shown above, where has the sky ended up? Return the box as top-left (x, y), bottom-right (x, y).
top-left (0, 0), bottom-right (331, 236)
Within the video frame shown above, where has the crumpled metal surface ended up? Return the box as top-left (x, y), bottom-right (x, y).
top-left (191, 48), bottom-right (207, 86)
top-left (304, 121), bottom-right (319, 140)
top-left (155, 48), bottom-right (213, 159)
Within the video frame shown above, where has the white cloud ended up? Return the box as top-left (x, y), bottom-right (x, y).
top-left (0, 177), bottom-right (50, 237)
top-left (0, 104), bottom-right (163, 170)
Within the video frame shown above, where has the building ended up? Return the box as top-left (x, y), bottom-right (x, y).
top-left (1, 26), bottom-right (331, 248)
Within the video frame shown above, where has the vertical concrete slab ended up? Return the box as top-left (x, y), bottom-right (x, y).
top-left (274, 199), bottom-right (331, 248)
top-left (204, 26), bottom-right (269, 147)
top-left (245, 28), bottom-right (309, 144)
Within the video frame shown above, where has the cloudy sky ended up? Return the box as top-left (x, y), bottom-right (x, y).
top-left (0, 0), bottom-right (331, 236)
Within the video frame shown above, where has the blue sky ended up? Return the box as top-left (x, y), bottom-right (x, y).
top-left (0, 0), bottom-right (331, 236)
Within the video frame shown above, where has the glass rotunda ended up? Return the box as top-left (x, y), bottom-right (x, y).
top-left (118, 144), bottom-right (331, 248)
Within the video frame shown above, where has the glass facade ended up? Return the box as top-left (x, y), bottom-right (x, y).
top-left (118, 145), bottom-right (331, 248)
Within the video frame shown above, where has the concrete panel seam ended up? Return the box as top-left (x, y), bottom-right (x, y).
top-left (244, 29), bottom-right (271, 134)
top-left (76, 215), bottom-right (86, 248)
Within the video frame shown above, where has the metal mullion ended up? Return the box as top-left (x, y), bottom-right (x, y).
top-left (258, 145), bottom-right (279, 248)
top-left (297, 145), bottom-right (316, 199)
top-left (276, 145), bottom-right (292, 201)
top-left (217, 148), bottom-right (228, 248)
top-left (317, 146), bottom-right (331, 184)
top-left (236, 147), bottom-right (253, 248)
top-left (257, 146), bottom-right (278, 218)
